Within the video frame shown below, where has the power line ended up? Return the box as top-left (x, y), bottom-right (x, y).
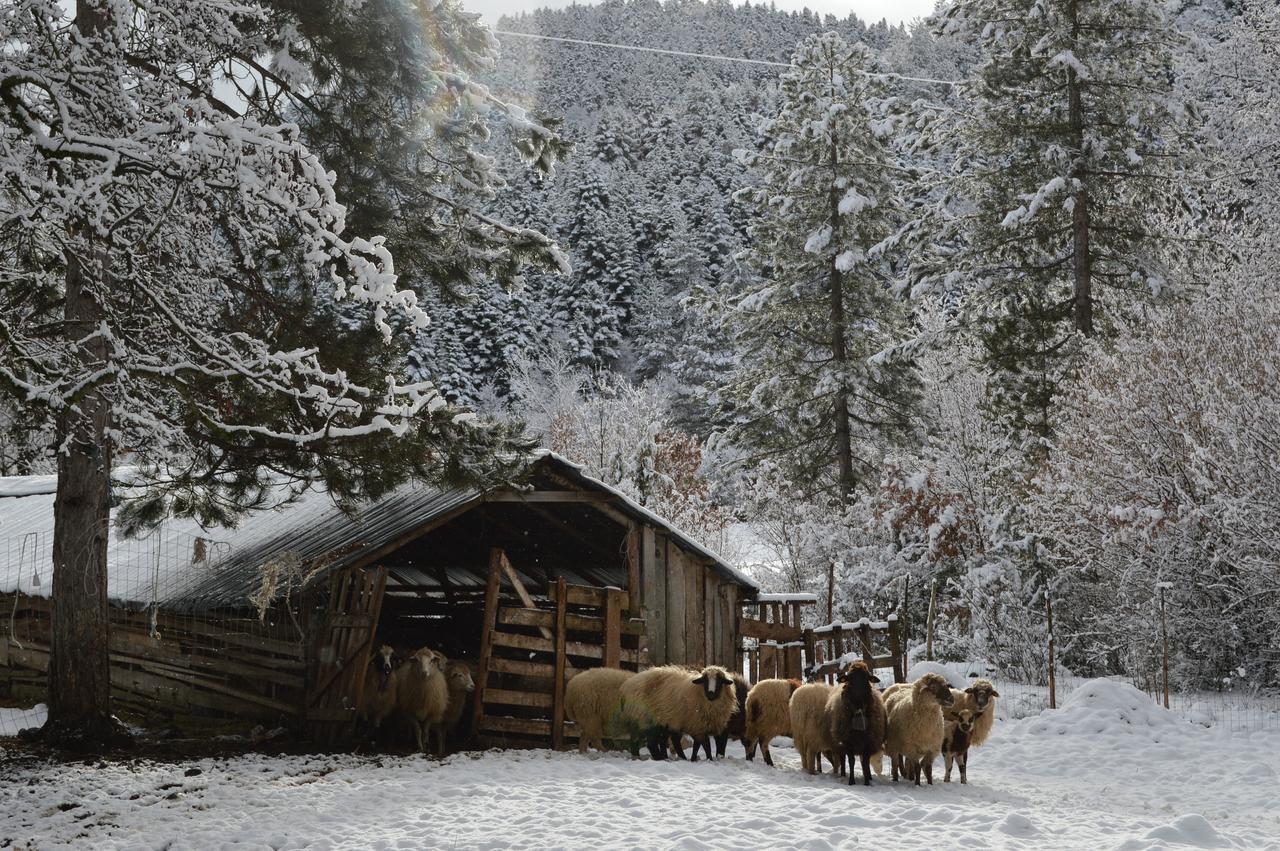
top-left (492, 29), bottom-right (964, 87)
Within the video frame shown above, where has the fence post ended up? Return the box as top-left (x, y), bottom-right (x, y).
top-left (552, 576), bottom-right (568, 751)
top-left (1046, 588), bottom-right (1056, 710)
top-left (1159, 583), bottom-right (1170, 710)
top-left (925, 578), bottom-right (938, 662)
top-left (827, 560), bottom-right (837, 625)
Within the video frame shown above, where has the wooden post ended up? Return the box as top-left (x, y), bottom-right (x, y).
top-left (1046, 588), bottom-right (1057, 710)
top-left (857, 623), bottom-right (873, 671)
top-left (1159, 584), bottom-right (1170, 710)
top-left (748, 644), bottom-right (759, 684)
top-left (925, 578), bottom-right (938, 662)
top-left (831, 625), bottom-right (844, 673)
top-left (552, 576), bottom-right (568, 750)
top-left (901, 575), bottom-right (910, 680)
top-left (471, 548), bottom-right (505, 738)
top-left (604, 589), bottom-right (622, 669)
top-left (888, 616), bottom-right (905, 683)
top-left (625, 522), bottom-right (641, 615)
top-left (802, 628), bottom-right (816, 680)
top-left (827, 560), bottom-right (837, 624)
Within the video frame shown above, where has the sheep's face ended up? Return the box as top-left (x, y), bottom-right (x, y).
top-left (918, 673), bottom-right (955, 707)
top-left (372, 645), bottom-right (396, 677)
top-left (411, 648), bottom-right (444, 676)
top-left (448, 663), bottom-right (476, 693)
top-left (691, 667), bottom-right (735, 702)
top-left (965, 680), bottom-right (999, 712)
top-left (950, 709), bottom-right (977, 735)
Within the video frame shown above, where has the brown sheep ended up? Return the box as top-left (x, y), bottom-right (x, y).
top-left (441, 659), bottom-right (476, 751)
top-left (744, 678), bottom-right (801, 767)
top-left (825, 661), bottom-right (887, 786)
top-left (884, 672), bottom-right (955, 785)
top-left (357, 644), bottom-right (399, 743)
top-left (566, 667), bottom-right (634, 754)
top-left (715, 673), bottom-right (752, 758)
top-left (942, 702), bottom-right (978, 784)
top-left (790, 682), bottom-right (837, 776)
top-left (943, 680), bottom-right (999, 783)
top-left (396, 646), bottom-right (449, 755)
top-left (619, 665), bottom-right (738, 761)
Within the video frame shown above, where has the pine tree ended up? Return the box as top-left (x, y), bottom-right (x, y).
top-left (912, 0), bottom-right (1204, 449)
top-left (722, 32), bottom-right (920, 504)
top-left (0, 0), bottom-right (552, 746)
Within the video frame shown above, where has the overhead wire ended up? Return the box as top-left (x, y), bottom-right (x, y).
top-left (491, 29), bottom-right (967, 87)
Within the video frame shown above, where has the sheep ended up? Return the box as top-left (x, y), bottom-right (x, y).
top-left (619, 664), bottom-right (738, 761)
top-left (440, 659), bottom-right (476, 751)
top-left (943, 679), bottom-right (999, 783)
top-left (356, 644), bottom-right (399, 744)
top-left (883, 672), bottom-right (955, 785)
top-left (715, 673), bottom-right (752, 758)
top-left (942, 703), bottom-right (978, 784)
top-left (744, 678), bottom-right (801, 767)
top-left (825, 661), bottom-right (887, 787)
top-left (565, 666), bottom-right (634, 754)
top-left (790, 682), bottom-right (838, 776)
top-left (395, 646), bottom-right (449, 755)
top-left (964, 678), bottom-right (999, 747)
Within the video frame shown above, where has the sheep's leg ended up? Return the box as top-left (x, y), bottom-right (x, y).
top-left (860, 752), bottom-right (873, 786)
top-left (745, 737), bottom-right (757, 761)
top-left (890, 752), bottom-right (900, 782)
top-left (714, 732), bottom-right (727, 759)
top-left (414, 720), bottom-right (426, 754)
top-left (843, 751), bottom-right (856, 787)
top-left (646, 732), bottom-right (666, 760)
top-left (924, 755), bottom-right (934, 785)
top-left (944, 753), bottom-right (953, 782)
top-left (668, 733), bottom-right (689, 761)
top-left (959, 749), bottom-right (968, 784)
top-left (761, 740), bottom-right (774, 767)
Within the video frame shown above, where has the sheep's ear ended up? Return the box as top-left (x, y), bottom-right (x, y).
top-left (867, 673), bottom-right (881, 684)
top-left (989, 689), bottom-right (1000, 697)
top-left (836, 672), bottom-right (847, 683)
top-left (964, 686), bottom-right (976, 694)
top-left (692, 675), bottom-right (707, 686)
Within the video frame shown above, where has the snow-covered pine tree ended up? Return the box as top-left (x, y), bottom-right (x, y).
top-left (722, 32), bottom-right (920, 504)
top-left (914, 0), bottom-right (1203, 450)
top-left (0, 0), bottom-right (553, 746)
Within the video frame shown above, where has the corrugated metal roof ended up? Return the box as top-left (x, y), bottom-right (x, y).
top-left (0, 453), bottom-right (755, 611)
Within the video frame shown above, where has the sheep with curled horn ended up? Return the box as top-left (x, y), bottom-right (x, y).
top-left (825, 661), bottom-right (887, 786)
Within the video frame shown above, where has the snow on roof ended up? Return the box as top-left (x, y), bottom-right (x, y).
top-left (0, 452), bottom-right (756, 610)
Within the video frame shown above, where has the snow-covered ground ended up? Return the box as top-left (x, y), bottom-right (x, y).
top-left (2, 681), bottom-right (1277, 850)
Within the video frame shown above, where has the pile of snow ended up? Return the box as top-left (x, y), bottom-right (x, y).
top-left (0, 703), bottom-right (46, 737)
top-left (904, 661), bottom-right (970, 689)
top-left (1015, 679), bottom-right (1195, 742)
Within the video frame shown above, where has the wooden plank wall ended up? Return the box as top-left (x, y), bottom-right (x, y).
top-left (641, 526), bottom-right (667, 665)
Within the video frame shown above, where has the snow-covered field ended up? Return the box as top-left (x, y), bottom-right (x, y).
top-left (2, 681), bottom-right (1277, 850)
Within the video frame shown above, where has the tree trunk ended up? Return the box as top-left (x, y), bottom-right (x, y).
top-left (43, 0), bottom-right (127, 748)
top-left (45, 244), bottom-right (121, 747)
top-left (829, 137), bottom-right (855, 504)
top-left (1067, 0), bottom-right (1094, 337)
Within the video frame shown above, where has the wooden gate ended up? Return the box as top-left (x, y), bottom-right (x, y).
top-left (304, 564), bottom-right (388, 743)
top-left (740, 596), bottom-right (812, 681)
top-left (806, 616), bottom-right (906, 684)
top-left (472, 548), bottom-right (646, 749)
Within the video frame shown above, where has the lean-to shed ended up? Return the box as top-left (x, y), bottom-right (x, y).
top-left (0, 452), bottom-right (758, 747)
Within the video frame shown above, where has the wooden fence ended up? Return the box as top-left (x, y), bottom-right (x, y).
top-left (473, 548), bottom-right (647, 749)
top-left (806, 616), bottom-right (906, 683)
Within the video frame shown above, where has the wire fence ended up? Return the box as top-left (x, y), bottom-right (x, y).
top-left (0, 521), bottom-right (305, 739)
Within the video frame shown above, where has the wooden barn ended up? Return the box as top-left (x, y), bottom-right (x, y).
top-left (0, 453), bottom-right (760, 748)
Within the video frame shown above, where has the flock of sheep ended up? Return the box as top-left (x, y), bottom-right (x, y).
top-left (356, 644), bottom-right (476, 754)
top-left (566, 663), bottom-right (999, 786)
top-left (355, 643), bottom-right (999, 788)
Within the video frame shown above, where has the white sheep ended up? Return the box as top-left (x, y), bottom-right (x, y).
top-left (565, 666), bottom-right (634, 754)
top-left (883, 672), bottom-right (955, 785)
top-left (619, 664), bottom-right (738, 761)
top-left (395, 646), bottom-right (449, 755)
top-left (744, 678), bottom-right (800, 767)
top-left (789, 681), bottom-right (839, 776)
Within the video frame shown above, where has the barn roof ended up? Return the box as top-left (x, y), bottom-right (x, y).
top-left (0, 452), bottom-right (756, 610)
